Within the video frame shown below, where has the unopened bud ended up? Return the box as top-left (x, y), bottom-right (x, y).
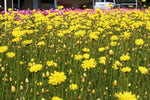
top-left (11, 86), bottom-right (16, 93)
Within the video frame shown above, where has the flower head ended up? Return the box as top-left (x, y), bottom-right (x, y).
top-left (135, 39), bottom-right (144, 46)
top-left (138, 66), bottom-right (148, 74)
top-left (22, 40), bottom-right (33, 46)
top-left (52, 96), bottom-right (63, 100)
top-left (6, 52), bottom-right (15, 58)
top-left (48, 71), bottom-right (66, 85)
top-left (110, 35), bottom-right (119, 41)
top-left (37, 41), bottom-right (45, 46)
top-left (74, 54), bottom-right (83, 61)
top-left (83, 53), bottom-right (90, 59)
top-left (0, 46), bottom-right (8, 53)
top-left (120, 53), bottom-right (130, 61)
top-left (69, 83), bottom-right (78, 90)
top-left (116, 91), bottom-right (137, 100)
top-left (81, 58), bottom-right (97, 69)
top-left (121, 67), bottom-right (131, 73)
top-left (46, 60), bottom-right (54, 67)
top-left (82, 48), bottom-right (90, 52)
top-left (29, 64), bottom-right (43, 72)
top-left (99, 56), bottom-right (106, 65)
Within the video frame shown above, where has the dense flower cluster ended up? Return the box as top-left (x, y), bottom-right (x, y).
top-left (0, 8), bottom-right (149, 100)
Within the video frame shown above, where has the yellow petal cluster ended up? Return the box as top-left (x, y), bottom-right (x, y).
top-left (48, 71), bottom-right (66, 85)
top-left (0, 46), bottom-right (8, 53)
top-left (116, 91), bottom-right (137, 100)
top-left (69, 83), bottom-right (78, 90)
top-left (138, 66), bottom-right (148, 74)
top-left (135, 39), bottom-right (144, 46)
top-left (29, 64), bottom-right (43, 72)
top-left (121, 67), bottom-right (131, 73)
top-left (81, 58), bottom-right (97, 69)
top-left (6, 52), bottom-right (15, 58)
top-left (52, 96), bottom-right (63, 100)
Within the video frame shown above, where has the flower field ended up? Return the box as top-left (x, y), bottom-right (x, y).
top-left (0, 8), bottom-right (150, 100)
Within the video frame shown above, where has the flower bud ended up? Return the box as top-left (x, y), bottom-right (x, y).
top-left (11, 86), bottom-right (16, 93)
top-left (113, 80), bottom-right (117, 86)
top-left (1, 67), bottom-right (5, 72)
top-left (109, 50), bottom-right (114, 55)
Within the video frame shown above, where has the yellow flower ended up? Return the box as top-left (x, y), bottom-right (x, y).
top-left (58, 5), bottom-right (64, 9)
top-left (22, 40), bottom-right (33, 45)
top-left (135, 39), bottom-right (144, 46)
top-left (52, 96), bottom-right (63, 100)
top-left (0, 46), bottom-right (8, 53)
top-left (69, 83), bottom-right (78, 90)
top-left (8, 8), bottom-right (12, 11)
top-left (142, 0), bottom-right (146, 2)
top-left (120, 53), bottom-right (130, 61)
top-left (115, 61), bottom-right (122, 67)
top-left (81, 58), bottom-right (97, 69)
top-left (6, 52), bottom-right (15, 58)
top-left (46, 60), bottom-right (54, 67)
top-left (99, 56), bottom-right (106, 65)
top-left (98, 47), bottom-right (105, 52)
top-left (89, 34), bottom-right (98, 40)
top-left (109, 3), bottom-right (113, 8)
top-left (83, 53), bottom-right (90, 59)
top-left (122, 32), bottom-right (131, 39)
top-left (116, 91), bottom-right (137, 100)
top-left (138, 66), bottom-right (148, 74)
top-left (29, 64), bottom-right (43, 72)
top-left (121, 67), bottom-right (131, 73)
top-left (48, 71), bottom-right (66, 85)
top-left (12, 37), bottom-right (22, 42)
top-left (37, 82), bottom-right (43, 86)
top-left (110, 41), bottom-right (117, 46)
top-left (112, 64), bottom-right (118, 70)
top-left (37, 41), bottom-right (45, 46)
top-left (75, 30), bottom-right (86, 37)
top-left (82, 48), bottom-right (90, 52)
top-left (110, 35), bottom-right (119, 41)
top-left (74, 54), bottom-right (83, 61)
